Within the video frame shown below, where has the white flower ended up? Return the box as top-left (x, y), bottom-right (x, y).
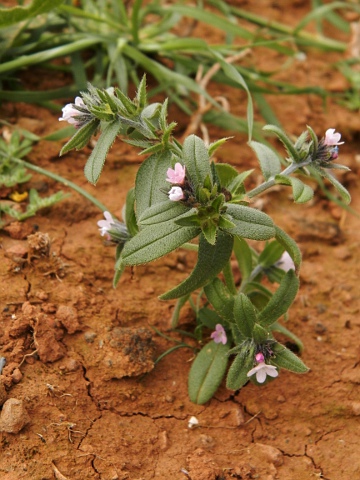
top-left (97, 211), bottom-right (114, 237)
top-left (188, 416), bottom-right (199, 429)
top-left (59, 97), bottom-right (85, 126)
top-left (247, 362), bottom-right (278, 384)
top-left (276, 251), bottom-right (295, 272)
top-left (168, 186), bottom-right (184, 202)
top-left (324, 128), bottom-right (344, 146)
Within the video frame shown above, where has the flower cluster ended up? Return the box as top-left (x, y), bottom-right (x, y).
top-left (59, 97), bottom-right (92, 128)
top-left (97, 211), bottom-right (130, 244)
top-left (166, 163), bottom-right (186, 202)
top-left (316, 128), bottom-right (344, 166)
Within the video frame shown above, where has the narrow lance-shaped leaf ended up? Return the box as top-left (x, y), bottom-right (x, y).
top-left (234, 293), bottom-right (257, 338)
top-left (249, 141), bottom-right (282, 180)
top-left (124, 188), bottom-right (138, 237)
top-left (263, 124), bottom-right (299, 162)
top-left (204, 278), bottom-right (235, 323)
top-left (188, 341), bottom-right (230, 405)
top-left (135, 150), bottom-right (172, 221)
top-left (226, 349), bottom-right (255, 391)
top-left (182, 135), bottom-right (211, 190)
top-left (171, 294), bottom-right (191, 329)
top-left (274, 225), bottom-right (301, 273)
top-left (60, 119), bottom-right (99, 156)
top-left (257, 270), bottom-right (299, 327)
top-left (0, 0), bottom-right (65, 27)
top-left (321, 169), bottom-right (351, 205)
top-left (84, 120), bottom-right (121, 184)
top-left (160, 231), bottom-right (234, 300)
top-left (271, 342), bottom-right (309, 373)
top-left (233, 236), bottom-right (253, 280)
top-left (138, 201), bottom-right (188, 226)
top-left (122, 222), bottom-right (200, 266)
top-left (225, 203), bottom-right (275, 240)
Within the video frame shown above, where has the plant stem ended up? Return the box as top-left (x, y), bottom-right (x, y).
top-left (247, 158), bottom-right (312, 198)
top-left (5, 154), bottom-right (109, 213)
top-left (222, 260), bottom-right (237, 295)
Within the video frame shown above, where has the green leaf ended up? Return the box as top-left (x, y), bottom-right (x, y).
top-left (249, 141), bottom-right (282, 180)
top-left (263, 124), bottom-right (299, 162)
top-left (204, 278), bottom-right (235, 323)
top-left (234, 293), bottom-right (257, 338)
top-left (271, 343), bottom-right (309, 373)
top-left (138, 201), bottom-right (188, 226)
top-left (258, 240), bottom-right (284, 268)
top-left (212, 51), bottom-right (254, 142)
top-left (321, 169), bottom-right (351, 205)
top-left (252, 323), bottom-right (271, 343)
top-left (275, 175), bottom-right (314, 203)
top-left (198, 307), bottom-right (224, 330)
top-left (84, 121), bottom-right (121, 184)
top-left (160, 231), bottom-right (234, 300)
top-left (0, 0), bottom-right (65, 27)
top-left (188, 341), bottom-right (230, 404)
top-left (135, 150), bottom-right (172, 220)
top-left (257, 270), bottom-right (299, 327)
top-left (274, 226), bottom-right (301, 272)
top-left (233, 236), bottom-right (253, 280)
top-left (60, 119), bottom-right (99, 156)
top-left (271, 322), bottom-right (304, 353)
top-left (201, 221), bottom-right (217, 245)
top-left (215, 163), bottom-right (239, 187)
top-left (124, 188), bottom-right (138, 237)
top-left (171, 294), bottom-right (191, 329)
top-left (182, 135), bottom-right (211, 190)
top-left (226, 351), bottom-right (254, 391)
top-left (122, 222), bottom-right (200, 266)
top-left (225, 203), bottom-right (275, 240)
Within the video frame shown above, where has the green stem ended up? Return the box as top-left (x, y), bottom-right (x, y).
top-left (247, 158), bottom-right (312, 199)
top-left (5, 154), bottom-right (109, 213)
top-left (239, 264), bottom-right (263, 293)
top-left (181, 242), bottom-right (199, 251)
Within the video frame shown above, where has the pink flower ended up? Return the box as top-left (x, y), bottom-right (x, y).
top-left (210, 324), bottom-right (227, 345)
top-left (97, 211), bottom-right (114, 238)
top-left (247, 361), bottom-right (278, 384)
top-left (59, 97), bottom-right (86, 126)
top-left (166, 163), bottom-right (186, 185)
top-left (324, 129), bottom-right (344, 146)
top-left (168, 186), bottom-right (184, 202)
top-left (255, 352), bottom-right (265, 363)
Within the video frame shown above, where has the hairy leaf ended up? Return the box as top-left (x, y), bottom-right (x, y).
top-left (257, 270), bottom-right (299, 327)
top-left (225, 204), bottom-right (275, 240)
top-left (160, 231), bottom-right (234, 300)
top-left (84, 120), bottom-right (121, 184)
top-left (122, 222), bottom-right (199, 265)
top-left (188, 341), bottom-right (230, 404)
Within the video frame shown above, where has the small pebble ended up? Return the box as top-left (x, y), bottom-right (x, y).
top-left (84, 331), bottom-right (97, 343)
top-left (11, 368), bottom-right (23, 384)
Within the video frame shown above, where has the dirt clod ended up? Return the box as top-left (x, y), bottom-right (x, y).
top-left (0, 398), bottom-right (30, 433)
